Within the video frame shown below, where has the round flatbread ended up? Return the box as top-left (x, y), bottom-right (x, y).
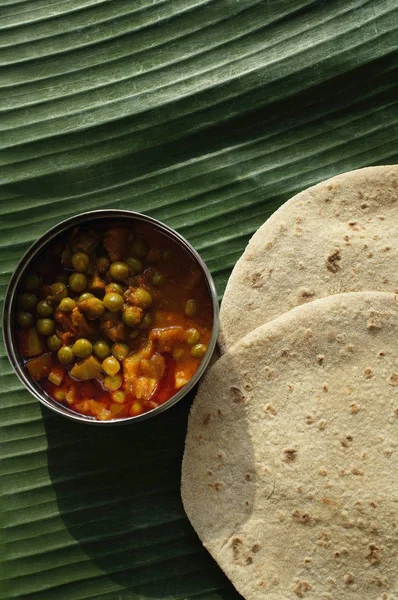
top-left (219, 165), bottom-right (398, 352)
top-left (182, 292), bottom-right (398, 600)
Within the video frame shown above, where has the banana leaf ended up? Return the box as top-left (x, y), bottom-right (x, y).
top-left (1, 0), bottom-right (398, 598)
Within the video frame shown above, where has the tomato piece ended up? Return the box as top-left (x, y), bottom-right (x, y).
top-left (79, 381), bottom-right (97, 399)
top-left (103, 228), bottom-right (129, 262)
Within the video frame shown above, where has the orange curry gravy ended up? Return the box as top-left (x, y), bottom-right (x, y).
top-left (17, 222), bottom-right (213, 420)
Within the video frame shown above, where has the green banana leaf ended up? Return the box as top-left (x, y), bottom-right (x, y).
top-left (1, 0), bottom-right (398, 597)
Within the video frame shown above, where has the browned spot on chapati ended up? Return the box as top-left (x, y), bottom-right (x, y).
top-left (264, 368), bottom-right (276, 380)
top-left (231, 537), bottom-right (242, 560)
top-left (326, 248), bottom-right (341, 273)
top-left (321, 497), bottom-right (339, 507)
top-left (389, 374), bottom-right (398, 386)
top-left (203, 413), bottom-right (210, 425)
top-left (351, 467), bottom-right (363, 476)
top-left (264, 403), bottom-right (277, 417)
top-left (207, 482), bottom-right (222, 491)
top-left (297, 289), bottom-right (315, 304)
top-left (283, 448), bottom-right (298, 462)
top-left (250, 272), bottom-right (263, 288)
top-left (292, 579), bottom-right (312, 597)
top-left (366, 544), bottom-right (382, 565)
top-left (251, 543), bottom-right (260, 553)
top-left (364, 367), bottom-right (373, 378)
top-left (341, 435), bottom-right (353, 448)
top-left (348, 221), bottom-right (361, 231)
top-left (230, 386), bottom-right (245, 403)
top-left (292, 510), bottom-right (314, 525)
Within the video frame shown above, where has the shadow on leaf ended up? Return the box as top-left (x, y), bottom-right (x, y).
top-left (43, 390), bottom-right (241, 600)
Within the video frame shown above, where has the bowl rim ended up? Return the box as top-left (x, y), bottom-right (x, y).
top-left (3, 209), bottom-right (219, 425)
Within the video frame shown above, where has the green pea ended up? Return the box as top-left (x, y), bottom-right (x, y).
top-left (50, 282), bottom-right (67, 299)
top-left (71, 252), bottom-right (90, 272)
top-left (36, 300), bottom-right (53, 318)
top-left (122, 306), bottom-right (143, 327)
top-left (78, 292), bottom-right (94, 302)
top-left (58, 346), bottom-right (74, 366)
top-left (72, 338), bottom-right (92, 358)
top-left (105, 283), bottom-right (124, 295)
top-left (79, 297), bottom-right (105, 320)
top-left (103, 293), bottom-right (124, 312)
top-left (47, 334), bottom-right (62, 352)
top-left (102, 356), bottom-right (120, 377)
top-left (126, 256), bottom-right (143, 274)
top-left (131, 239), bottom-right (147, 258)
top-left (190, 343), bottom-right (207, 359)
top-left (18, 293), bottom-right (37, 312)
top-left (139, 313), bottom-right (152, 329)
top-left (59, 297), bottom-right (76, 312)
top-left (93, 340), bottom-right (111, 360)
top-left (109, 262), bottom-right (129, 282)
top-left (112, 390), bottom-right (126, 404)
top-left (185, 299), bottom-right (197, 317)
top-left (36, 318), bottom-right (55, 336)
top-left (69, 272), bottom-right (87, 293)
top-left (25, 274), bottom-right (40, 291)
top-left (17, 312), bottom-right (34, 329)
top-left (111, 342), bottom-right (129, 361)
top-left (186, 328), bottom-right (200, 345)
top-left (135, 287), bottom-right (152, 308)
top-left (152, 272), bottom-right (165, 286)
top-left (104, 374), bottom-right (123, 391)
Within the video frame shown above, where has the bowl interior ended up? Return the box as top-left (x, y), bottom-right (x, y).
top-left (3, 210), bottom-right (219, 424)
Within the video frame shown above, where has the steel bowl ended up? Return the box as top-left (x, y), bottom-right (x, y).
top-left (3, 210), bottom-right (219, 425)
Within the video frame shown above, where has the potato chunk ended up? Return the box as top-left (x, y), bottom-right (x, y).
top-left (70, 356), bottom-right (102, 380)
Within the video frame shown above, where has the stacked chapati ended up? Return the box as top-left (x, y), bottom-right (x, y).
top-left (181, 166), bottom-right (398, 600)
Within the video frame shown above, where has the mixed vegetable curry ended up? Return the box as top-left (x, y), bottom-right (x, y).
top-left (16, 222), bottom-right (213, 420)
